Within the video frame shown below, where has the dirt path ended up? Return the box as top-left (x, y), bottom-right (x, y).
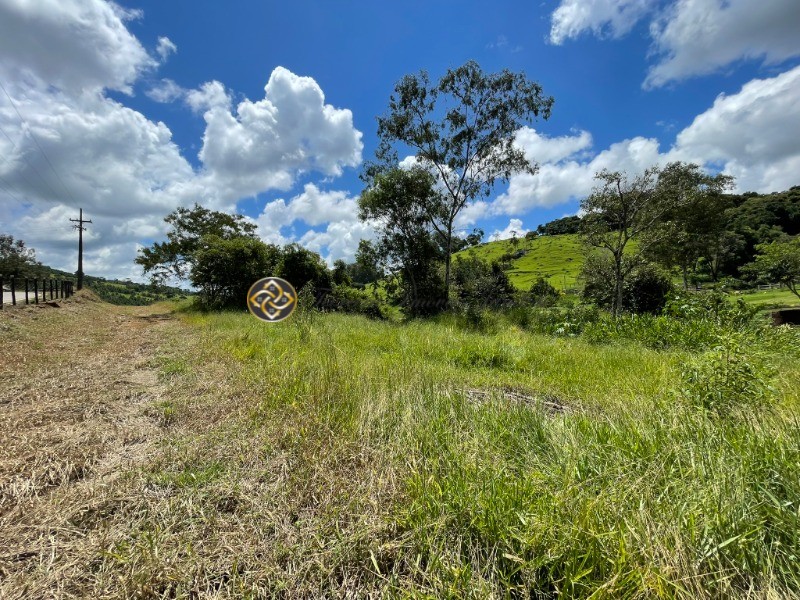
top-left (0, 292), bottom-right (181, 598)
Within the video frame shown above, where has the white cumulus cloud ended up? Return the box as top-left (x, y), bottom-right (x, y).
top-left (0, 0), bottom-right (155, 94)
top-left (550, 0), bottom-right (651, 44)
top-left (646, 0), bottom-right (800, 88)
top-left (549, 0), bottom-right (800, 87)
top-left (489, 218), bottom-right (528, 242)
top-left (194, 67), bottom-right (363, 199)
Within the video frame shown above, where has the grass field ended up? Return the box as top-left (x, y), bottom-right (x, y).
top-left (734, 288), bottom-right (800, 310)
top-left (455, 234), bottom-right (585, 290)
top-left (4, 292), bottom-right (799, 597)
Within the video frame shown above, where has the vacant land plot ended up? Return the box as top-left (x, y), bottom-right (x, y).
top-left (2, 295), bottom-right (799, 598)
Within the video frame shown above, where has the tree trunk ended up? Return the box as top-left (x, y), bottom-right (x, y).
top-left (613, 255), bottom-right (624, 318)
top-left (682, 265), bottom-right (689, 290)
top-left (443, 226), bottom-right (453, 309)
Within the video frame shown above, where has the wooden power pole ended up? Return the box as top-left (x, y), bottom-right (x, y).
top-left (69, 208), bottom-right (92, 290)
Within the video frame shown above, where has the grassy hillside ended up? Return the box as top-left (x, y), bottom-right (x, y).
top-left (455, 234), bottom-right (586, 291)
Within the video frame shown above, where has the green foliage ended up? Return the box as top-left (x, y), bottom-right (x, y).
top-left (367, 60), bottom-right (553, 299)
top-left (507, 304), bottom-right (602, 336)
top-left (583, 313), bottom-right (721, 350)
top-left (135, 203), bottom-right (258, 284)
top-left (191, 235), bottom-right (281, 308)
top-left (0, 234), bottom-right (43, 280)
top-left (582, 255), bottom-right (673, 314)
top-left (680, 334), bottom-right (776, 414)
top-left (323, 285), bottom-right (386, 319)
top-left (528, 276), bottom-right (559, 307)
top-left (331, 259), bottom-right (351, 287)
top-left (741, 236), bottom-right (800, 298)
top-left (450, 255), bottom-right (515, 309)
top-left (278, 243), bottom-right (332, 293)
top-left (536, 215), bottom-right (582, 236)
top-left (664, 289), bottom-right (758, 328)
top-left (86, 277), bottom-right (186, 305)
top-left (347, 239), bottom-right (383, 286)
top-left (359, 167), bottom-right (446, 315)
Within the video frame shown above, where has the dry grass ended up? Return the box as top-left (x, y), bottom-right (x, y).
top-left (0, 292), bottom-right (185, 597)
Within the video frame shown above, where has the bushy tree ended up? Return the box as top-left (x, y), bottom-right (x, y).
top-left (0, 234), bottom-right (42, 279)
top-left (359, 166), bottom-right (445, 314)
top-left (741, 236), bottom-right (800, 299)
top-left (279, 243), bottom-right (333, 294)
top-left (348, 240), bottom-right (383, 286)
top-left (192, 236), bottom-right (281, 308)
top-left (136, 204), bottom-right (258, 284)
top-left (528, 276), bottom-right (559, 307)
top-left (451, 256), bottom-right (515, 308)
top-left (536, 216), bottom-right (581, 236)
top-left (581, 253), bottom-right (673, 314)
top-left (644, 162), bottom-right (735, 286)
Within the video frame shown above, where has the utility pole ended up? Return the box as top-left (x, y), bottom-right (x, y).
top-left (69, 208), bottom-right (92, 290)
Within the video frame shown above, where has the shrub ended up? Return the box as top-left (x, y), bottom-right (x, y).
top-left (679, 334), bottom-right (775, 414)
top-left (528, 277), bottom-right (559, 307)
top-left (451, 256), bottom-right (515, 309)
top-left (322, 285), bottom-right (386, 319)
top-left (583, 313), bottom-right (721, 350)
top-left (663, 290), bottom-right (758, 328)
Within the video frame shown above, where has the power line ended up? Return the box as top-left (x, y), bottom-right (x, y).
top-left (0, 79), bottom-right (78, 206)
top-left (0, 117), bottom-right (63, 202)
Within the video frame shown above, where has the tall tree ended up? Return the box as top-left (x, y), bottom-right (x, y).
top-left (365, 60), bottom-right (553, 302)
top-left (644, 162), bottom-right (735, 285)
top-left (580, 167), bottom-right (668, 317)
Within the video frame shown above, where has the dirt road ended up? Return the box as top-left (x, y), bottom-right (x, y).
top-left (0, 292), bottom-right (181, 598)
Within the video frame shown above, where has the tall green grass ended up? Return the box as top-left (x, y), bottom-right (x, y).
top-left (167, 306), bottom-right (800, 597)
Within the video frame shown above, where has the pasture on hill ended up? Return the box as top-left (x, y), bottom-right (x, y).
top-left (455, 234), bottom-right (586, 291)
top-left (2, 291), bottom-right (800, 598)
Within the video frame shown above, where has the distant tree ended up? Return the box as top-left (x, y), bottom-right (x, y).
top-left (0, 234), bottom-right (42, 280)
top-left (348, 240), bottom-right (382, 286)
top-left (580, 166), bottom-right (684, 317)
top-left (528, 276), bottom-right (559, 307)
top-left (724, 186), bottom-right (800, 273)
top-left (525, 230), bottom-right (539, 242)
top-left (536, 215), bottom-right (582, 236)
top-left (192, 236), bottom-right (281, 308)
top-left (464, 228), bottom-right (484, 248)
top-left (365, 60), bottom-right (554, 302)
top-left (136, 204), bottom-right (258, 285)
top-left (741, 236), bottom-right (800, 299)
top-left (581, 254), bottom-right (673, 314)
top-left (278, 243), bottom-right (332, 294)
top-left (644, 162), bottom-right (735, 286)
top-left (331, 259), bottom-right (352, 287)
top-left (581, 168), bottom-right (661, 316)
top-left (509, 230), bottom-right (520, 250)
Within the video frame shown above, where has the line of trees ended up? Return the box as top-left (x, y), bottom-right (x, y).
top-left (132, 61), bottom-right (799, 319)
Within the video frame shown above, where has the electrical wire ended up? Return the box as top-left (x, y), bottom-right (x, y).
top-left (0, 80), bottom-right (78, 206)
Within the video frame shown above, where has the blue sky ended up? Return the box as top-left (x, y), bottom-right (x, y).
top-left (1, 0), bottom-right (799, 280)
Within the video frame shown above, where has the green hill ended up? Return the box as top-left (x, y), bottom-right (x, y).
top-left (455, 234), bottom-right (586, 291)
